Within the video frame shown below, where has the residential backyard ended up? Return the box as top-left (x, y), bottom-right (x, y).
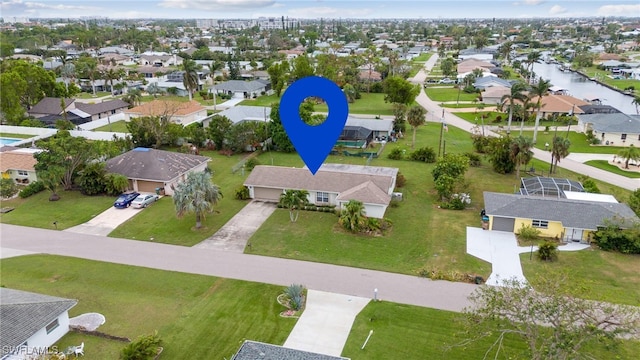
top-left (424, 87), bottom-right (480, 102)
top-left (93, 120), bottom-right (130, 133)
top-left (519, 131), bottom-right (626, 154)
top-left (240, 92), bottom-right (398, 115)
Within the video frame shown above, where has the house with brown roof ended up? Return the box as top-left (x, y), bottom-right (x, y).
top-left (0, 148), bottom-right (40, 185)
top-left (244, 164), bottom-right (399, 219)
top-left (523, 94), bottom-right (589, 118)
top-left (28, 98), bottom-right (129, 125)
top-left (123, 100), bottom-right (206, 126)
top-left (457, 58), bottom-right (495, 74)
top-left (105, 147), bottom-right (210, 195)
top-left (27, 98), bottom-right (75, 118)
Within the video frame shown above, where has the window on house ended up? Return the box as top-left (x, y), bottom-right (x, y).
top-left (17, 170), bottom-right (28, 176)
top-left (45, 319), bottom-right (59, 334)
top-left (532, 220), bottom-right (549, 229)
top-left (621, 134), bottom-right (627, 140)
top-left (316, 192), bottom-right (329, 203)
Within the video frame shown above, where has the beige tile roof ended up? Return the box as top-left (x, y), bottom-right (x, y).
top-left (457, 59), bottom-right (494, 74)
top-left (0, 152), bottom-right (37, 172)
top-left (244, 165), bottom-right (395, 205)
top-left (526, 94), bottom-right (589, 114)
top-left (336, 180), bottom-right (391, 205)
top-left (124, 100), bottom-right (205, 117)
top-left (482, 86), bottom-right (511, 98)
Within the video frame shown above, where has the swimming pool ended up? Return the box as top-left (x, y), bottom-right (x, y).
top-left (0, 137), bottom-right (22, 146)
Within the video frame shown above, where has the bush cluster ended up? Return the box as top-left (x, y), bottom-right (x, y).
top-left (19, 181), bottom-right (45, 198)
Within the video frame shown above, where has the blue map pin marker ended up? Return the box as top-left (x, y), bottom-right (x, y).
top-left (279, 76), bottom-right (348, 175)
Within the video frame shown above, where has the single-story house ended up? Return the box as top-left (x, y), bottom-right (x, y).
top-left (138, 54), bottom-right (183, 67)
top-left (73, 100), bottom-right (130, 121)
top-left (578, 113), bottom-right (640, 147)
top-left (481, 86), bottom-right (511, 105)
top-left (0, 288), bottom-right (77, 358)
top-left (0, 148), bottom-right (39, 185)
top-left (206, 105), bottom-right (271, 126)
top-left (457, 58), bottom-right (495, 74)
top-left (214, 80), bottom-right (270, 99)
top-left (105, 147), bottom-right (210, 196)
top-left (123, 100), bottom-right (207, 126)
top-left (136, 66), bottom-right (168, 78)
top-left (244, 164), bottom-right (398, 219)
top-left (483, 191), bottom-right (638, 243)
top-left (517, 94), bottom-right (589, 118)
top-left (232, 340), bottom-right (349, 360)
top-left (345, 117), bottom-right (394, 138)
top-left (474, 76), bottom-right (512, 90)
top-left (99, 46), bottom-right (134, 56)
top-left (27, 97), bottom-right (75, 118)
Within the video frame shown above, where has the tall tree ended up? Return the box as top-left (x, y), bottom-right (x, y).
top-left (525, 51), bottom-right (541, 84)
top-left (206, 61), bottom-right (224, 110)
top-left (267, 62), bottom-right (289, 97)
top-left (500, 81), bottom-right (527, 135)
top-left (462, 274), bottom-right (640, 360)
top-left (104, 67), bottom-right (120, 94)
top-left (383, 76), bottom-right (420, 105)
top-left (34, 131), bottom-right (96, 191)
top-left (182, 58), bottom-right (199, 101)
top-left (510, 135), bottom-right (534, 180)
top-left (292, 55), bottom-right (314, 80)
top-left (550, 136), bottom-right (571, 174)
top-left (279, 189), bottom-right (309, 222)
top-left (269, 103), bottom-right (295, 152)
top-left (632, 96), bottom-right (640, 115)
top-left (407, 105), bottom-right (427, 149)
top-left (530, 77), bottom-right (551, 144)
top-left (207, 114), bottom-right (233, 150)
top-left (76, 55), bottom-right (100, 96)
top-left (173, 171), bottom-right (222, 229)
top-left (617, 144), bottom-right (640, 169)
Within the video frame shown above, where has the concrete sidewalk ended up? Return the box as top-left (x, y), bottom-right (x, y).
top-left (284, 290), bottom-right (370, 357)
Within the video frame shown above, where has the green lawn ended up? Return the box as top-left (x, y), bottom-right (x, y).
top-left (0, 255), bottom-right (297, 360)
top-left (0, 190), bottom-right (114, 230)
top-left (585, 160), bottom-right (640, 178)
top-left (342, 299), bottom-right (640, 359)
top-left (578, 66), bottom-right (640, 92)
top-left (441, 103), bottom-right (485, 108)
top-left (93, 120), bottom-right (130, 133)
top-left (425, 87), bottom-right (480, 102)
top-left (240, 93), bottom-right (398, 116)
top-left (412, 53), bottom-right (433, 62)
top-left (108, 150), bottom-right (251, 246)
top-left (519, 131), bottom-right (626, 154)
top-left (0, 132), bottom-right (34, 139)
top-left (75, 91), bottom-right (111, 99)
top-left (521, 250), bottom-right (640, 305)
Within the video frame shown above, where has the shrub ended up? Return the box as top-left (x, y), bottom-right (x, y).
top-left (517, 224), bottom-right (541, 242)
top-left (234, 185), bottom-right (250, 200)
top-left (18, 181), bottom-right (45, 198)
top-left (245, 158), bottom-right (260, 171)
top-left (495, 115), bottom-right (502, 122)
top-left (120, 331), bottom-right (162, 360)
top-left (387, 147), bottom-right (404, 160)
top-left (537, 241), bottom-right (558, 261)
top-left (410, 147), bottom-right (436, 163)
top-left (104, 174), bottom-right (129, 196)
top-left (593, 223), bottom-right (640, 254)
top-left (0, 178), bottom-right (18, 198)
top-left (77, 162), bottom-right (107, 195)
top-left (464, 152), bottom-right (482, 167)
top-left (395, 172), bottom-right (406, 188)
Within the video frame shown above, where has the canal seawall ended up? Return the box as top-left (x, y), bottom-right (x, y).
top-left (570, 69), bottom-right (635, 98)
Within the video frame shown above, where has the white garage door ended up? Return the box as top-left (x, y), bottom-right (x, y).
top-left (253, 187), bottom-right (283, 202)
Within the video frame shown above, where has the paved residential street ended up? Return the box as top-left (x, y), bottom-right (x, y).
top-left (0, 224), bottom-right (477, 313)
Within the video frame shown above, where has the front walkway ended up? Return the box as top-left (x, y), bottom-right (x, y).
top-left (466, 227), bottom-right (591, 287)
top-left (283, 290), bottom-right (370, 357)
top-left (193, 200), bottom-right (276, 252)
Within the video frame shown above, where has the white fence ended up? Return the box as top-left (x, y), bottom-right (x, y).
top-left (0, 125), bottom-right (128, 146)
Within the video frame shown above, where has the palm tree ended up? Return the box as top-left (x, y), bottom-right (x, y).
top-left (339, 200), bottom-right (366, 233)
top-left (530, 77), bottom-right (551, 144)
top-left (407, 105), bottom-right (427, 149)
top-left (500, 82), bottom-right (528, 135)
top-left (279, 189), bottom-right (309, 222)
top-left (173, 171), bottom-right (223, 229)
top-left (632, 96), bottom-right (640, 115)
top-left (617, 144), bottom-right (640, 169)
top-left (123, 88), bottom-right (142, 107)
top-left (498, 41), bottom-right (513, 64)
top-left (550, 136), bottom-right (571, 174)
top-left (104, 67), bottom-right (120, 95)
top-left (510, 135), bottom-right (534, 180)
top-left (182, 59), bottom-right (200, 101)
top-left (206, 61), bottom-right (224, 110)
top-left (60, 63), bottom-right (75, 93)
top-left (525, 51), bottom-right (541, 84)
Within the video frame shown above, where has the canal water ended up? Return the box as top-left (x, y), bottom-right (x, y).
top-left (530, 60), bottom-right (636, 114)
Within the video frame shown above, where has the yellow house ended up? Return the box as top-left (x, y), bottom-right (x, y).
top-left (483, 191), bottom-right (639, 244)
top-left (0, 149), bottom-right (39, 185)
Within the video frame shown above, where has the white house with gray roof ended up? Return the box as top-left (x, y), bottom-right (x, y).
top-left (0, 288), bottom-right (77, 359)
top-left (211, 105), bottom-right (271, 125)
top-left (214, 80), bottom-right (271, 99)
top-left (244, 164), bottom-right (398, 219)
top-left (577, 113), bottom-right (640, 147)
top-left (345, 117), bottom-right (394, 138)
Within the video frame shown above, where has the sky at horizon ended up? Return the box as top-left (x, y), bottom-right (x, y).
top-left (1, 0), bottom-right (640, 21)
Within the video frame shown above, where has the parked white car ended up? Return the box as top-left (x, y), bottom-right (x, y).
top-left (131, 194), bottom-right (159, 209)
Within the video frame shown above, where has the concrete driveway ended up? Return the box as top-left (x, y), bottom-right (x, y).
top-left (466, 227), bottom-right (527, 286)
top-left (65, 203), bottom-right (148, 236)
top-left (193, 200), bottom-right (276, 252)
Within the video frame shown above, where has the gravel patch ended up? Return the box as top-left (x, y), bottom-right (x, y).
top-left (69, 313), bottom-right (106, 331)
